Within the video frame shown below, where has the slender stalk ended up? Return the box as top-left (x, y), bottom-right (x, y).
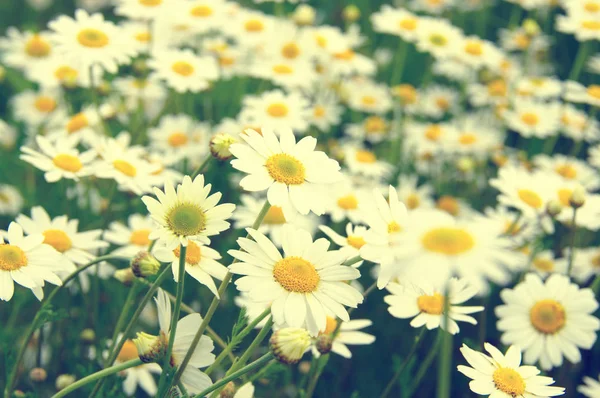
top-left (50, 359), bottom-right (142, 398)
top-left (408, 335), bottom-right (442, 397)
top-left (379, 328), bottom-right (426, 398)
top-left (567, 210), bottom-right (578, 276)
top-left (191, 155), bottom-right (213, 179)
top-left (390, 40), bottom-right (408, 85)
top-left (193, 353), bottom-right (274, 398)
top-left (4, 256), bottom-right (126, 398)
top-left (105, 281), bottom-right (141, 365)
top-left (205, 307), bottom-right (272, 376)
top-left (342, 255), bottom-right (363, 267)
top-left (436, 286), bottom-right (453, 398)
top-left (171, 201), bottom-right (272, 387)
top-left (157, 245), bottom-right (187, 393)
top-left (569, 43), bottom-right (589, 81)
top-left (227, 317), bottom-right (274, 376)
top-left (305, 354), bottom-right (329, 398)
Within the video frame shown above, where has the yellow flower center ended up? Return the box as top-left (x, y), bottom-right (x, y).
top-left (172, 61), bottom-right (195, 77)
top-left (361, 95), bottom-right (377, 106)
top-left (135, 32), bottom-right (151, 42)
top-left (503, 220), bottom-right (521, 236)
top-left (316, 35), bottom-right (327, 48)
top-left (337, 194), bottom-right (358, 210)
top-left (168, 132), bottom-right (189, 147)
top-left (166, 202), bottom-right (207, 237)
top-left (273, 256), bottom-right (320, 293)
top-left (0, 244), bottom-right (28, 271)
top-left (245, 19), bottom-right (265, 32)
top-left (333, 49), bottom-right (355, 61)
top-left (388, 221), bottom-right (402, 234)
top-left (487, 80), bottom-right (507, 97)
top-left (322, 316), bottom-right (338, 334)
top-left (393, 84), bottom-right (418, 104)
top-left (435, 97), bottom-right (450, 111)
top-left (34, 96), bottom-right (57, 113)
top-left (54, 65), bottom-right (78, 82)
top-left (425, 125), bottom-right (442, 141)
top-left (429, 33), bottom-right (448, 46)
top-left (25, 35), bottom-right (51, 57)
top-left (77, 28), bottom-right (109, 48)
top-left (263, 206), bottom-right (286, 225)
top-left (66, 113), bottom-right (89, 134)
top-left (190, 5), bottom-right (212, 16)
top-left (493, 368), bottom-right (526, 396)
top-left (117, 340), bottom-right (139, 363)
top-left (587, 85), bottom-right (600, 99)
top-left (582, 20), bottom-right (600, 30)
top-left (174, 241), bottom-right (202, 265)
top-left (533, 257), bottom-right (554, 272)
top-left (266, 103), bottom-right (289, 117)
top-left (554, 164), bottom-right (577, 179)
top-left (557, 188), bottom-right (573, 207)
top-left (281, 42), bottom-right (301, 59)
top-left (417, 293), bottom-right (445, 315)
top-left (517, 189), bottom-right (543, 209)
top-left (313, 105), bottom-right (326, 118)
top-left (436, 195), bottom-right (460, 216)
top-left (265, 153), bottom-right (306, 185)
top-left (139, 0), bottom-right (162, 5)
top-left (459, 133), bottom-right (477, 146)
top-left (406, 193), bottom-right (420, 209)
top-left (43, 229), bottom-right (73, 253)
top-left (219, 55), bottom-right (235, 66)
top-left (130, 229), bottom-right (151, 246)
top-left (530, 299), bottom-right (566, 334)
top-left (399, 18), bottom-right (418, 31)
top-left (364, 117), bottom-right (387, 134)
top-left (521, 112), bottom-right (539, 127)
top-left (591, 253), bottom-right (600, 268)
top-left (273, 64), bottom-right (293, 74)
top-left (53, 154), bottom-right (83, 172)
top-left (347, 235), bottom-right (366, 249)
top-left (113, 160), bottom-right (137, 177)
top-left (355, 150), bottom-right (377, 164)
top-left (422, 227), bottom-right (475, 255)
top-left (585, 2), bottom-right (600, 12)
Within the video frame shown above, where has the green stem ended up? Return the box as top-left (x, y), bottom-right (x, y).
top-left (191, 155), bottom-right (213, 179)
top-left (390, 40), bottom-right (409, 85)
top-left (379, 328), bottom-right (426, 398)
top-left (408, 334), bottom-right (442, 397)
top-left (194, 353), bottom-right (274, 398)
top-left (205, 307), bottom-right (272, 376)
top-left (567, 210), bottom-right (578, 276)
top-left (4, 256), bottom-right (126, 398)
top-left (508, 5), bottom-right (522, 28)
top-left (228, 317), bottom-right (274, 375)
top-left (305, 354), bottom-right (329, 398)
top-left (50, 359), bottom-right (142, 398)
top-left (437, 284), bottom-right (453, 398)
top-left (105, 281), bottom-right (141, 365)
top-left (342, 255), bottom-right (363, 267)
top-left (158, 245), bottom-right (187, 393)
top-left (569, 43), bottom-right (589, 81)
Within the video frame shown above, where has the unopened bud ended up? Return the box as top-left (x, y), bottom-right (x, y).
top-left (569, 187), bottom-right (586, 208)
top-left (132, 332), bottom-right (165, 363)
top-left (298, 360), bottom-right (311, 374)
top-left (131, 251), bottom-right (160, 278)
top-left (523, 19), bottom-right (541, 36)
top-left (270, 328), bottom-right (311, 364)
top-left (55, 374), bottom-right (76, 391)
top-left (219, 381), bottom-right (236, 398)
top-left (30, 367), bottom-right (47, 383)
top-left (293, 4), bottom-right (316, 26)
top-left (97, 80), bottom-right (111, 96)
top-left (456, 157), bottom-right (475, 173)
top-left (14, 391), bottom-right (25, 398)
top-left (315, 334), bottom-right (333, 355)
top-left (114, 268), bottom-right (135, 286)
top-left (80, 328), bottom-right (96, 344)
top-left (546, 200), bottom-right (563, 217)
top-left (210, 132), bottom-right (237, 161)
top-left (343, 5), bottom-right (360, 23)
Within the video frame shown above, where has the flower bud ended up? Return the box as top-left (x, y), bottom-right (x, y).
top-left (55, 374), bottom-right (76, 391)
top-left (97, 80), bottom-right (111, 96)
top-left (114, 268), bottom-right (135, 286)
top-left (392, 84), bottom-right (417, 105)
top-left (456, 157), bottom-right (475, 173)
top-left (80, 328), bottom-right (96, 344)
top-left (523, 19), bottom-right (541, 36)
top-left (298, 360), bottom-right (311, 374)
top-left (29, 367), bottom-right (47, 383)
top-left (133, 332), bottom-right (165, 363)
top-left (293, 5), bottom-right (316, 26)
top-left (315, 334), bottom-right (333, 355)
top-left (343, 5), bottom-right (360, 23)
top-left (546, 200), bottom-right (563, 217)
top-left (131, 251), bottom-right (161, 278)
top-left (210, 133), bottom-right (237, 161)
top-left (219, 381), bottom-right (236, 398)
top-left (569, 187), bottom-right (586, 208)
top-left (270, 328), bottom-right (311, 364)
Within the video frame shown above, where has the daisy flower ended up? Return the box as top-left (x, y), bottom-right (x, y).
top-left (557, 12), bottom-right (600, 42)
top-left (11, 89), bottom-right (67, 129)
top-left (449, 116), bottom-right (504, 157)
top-left (0, 222), bottom-right (67, 302)
top-left (228, 225), bottom-right (363, 336)
top-left (0, 185), bottom-right (24, 216)
top-left (319, 223), bottom-right (368, 263)
top-left (20, 135), bottom-right (97, 183)
top-left (345, 116), bottom-right (390, 144)
top-left (579, 374), bottom-right (600, 397)
top-left (371, 6), bottom-right (421, 42)
top-left (27, 56), bottom-right (94, 88)
top-left (359, 186), bottom-right (408, 289)
top-left (48, 9), bottom-right (136, 73)
top-left (141, 175), bottom-right (235, 250)
top-left (239, 90), bottom-right (312, 134)
top-left (113, 338), bottom-right (160, 396)
top-left (343, 79), bottom-right (393, 114)
top-left (0, 119), bottom-right (17, 150)
top-left (529, 250), bottom-right (568, 279)
top-left (385, 277), bottom-right (483, 335)
top-left (231, 194), bottom-right (320, 248)
top-left (458, 343), bottom-right (565, 397)
top-left (419, 85), bottom-right (460, 119)
top-left (16, 206), bottom-right (106, 271)
top-left (312, 317), bottom-right (375, 358)
top-left (404, 122), bottom-right (457, 158)
top-left (310, 92), bottom-right (343, 133)
top-left (496, 273), bottom-right (600, 370)
top-left (323, 177), bottom-right (370, 224)
top-left (224, 9), bottom-right (277, 48)
top-left (454, 36), bottom-right (503, 70)
top-left (154, 241), bottom-right (227, 297)
top-left (416, 18), bottom-right (464, 59)
top-left (104, 214), bottom-right (155, 258)
top-left (251, 57), bottom-right (318, 90)
top-left (564, 81), bottom-right (600, 107)
top-left (396, 175), bottom-right (434, 211)
top-left (560, 104), bottom-right (599, 142)
top-left (343, 146), bottom-right (392, 180)
top-left (149, 49), bottom-right (219, 93)
top-left (515, 76), bottom-right (563, 100)
top-left (326, 48), bottom-right (377, 78)
top-left (504, 99), bottom-right (561, 138)
top-left (229, 127), bottom-right (342, 219)
top-left (176, 0), bottom-right (230, 35)
top-left (534, 154), bottom-right (600, 190)
top-left (48, 107), bottom-right (101, 141)
top-left (571, 247), bottom-right (600, 283)
top-left (115, 0), bottom-right (181, 21)
top-left (0, 28), bottom-right (54, 70)
top-left (148, 114), bottom-right (208, 162)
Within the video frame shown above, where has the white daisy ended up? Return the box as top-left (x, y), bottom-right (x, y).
top-left (319, 223), bottom-right (368, 263)
top-left (104, 214), bottom-right (156, 258)
top-left (579, 374), bottom-right (600, 397)
top-left (149, 49), bottom-right (219, 93)
top-left (0, 185), bottom-right (24, 216)
top-left (396, 175), bottom-right (434, 211)
top-left (312, 317), bottom-right (375, 358)
top-left (571, 247), bottom-right (600, 283)
top-left (345, 116), bottom-right (390, 144)
top-left (0, 28), bottom-right (54, 70)
top-left (371, 6), bottom-right (422, 42)
top-left (239, 90), bottom-right (312, 134)
top-left (343, 146), bottom-right (393, 180)
top-left (228, 225), bottom-right (363, 336)
top-left (564, 81), bottom-right (600, 107)
top-left (504, 99), bottom-right (561, 138)
top-left (113, 338), bottom-right (160, 396)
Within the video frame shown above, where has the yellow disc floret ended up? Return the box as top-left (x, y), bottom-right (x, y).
top-left (0, 244), bottom-right (28, 271)
top-left (493, 368), bottom-right (525, 396)
top-left (77, 28), bottom-right (109, 48)
top-left (417, 293), bottom-right (445, 315)
top-left (530, 299), bottom-right (566, 334)
top-left (43, 229), bottom-right (72, 253)
top-left (174, 241), bottom-right (202, 265)
top-left (166, 202), bottom-right (207, 237)
top-left (53, 154), bottom-right (83, 173)
top-left (421, 227), bottom-right (475, 255)
top-left (273, 256), bottom-right (320, 293)
top-left (265, 153), bottom-right (306, 185)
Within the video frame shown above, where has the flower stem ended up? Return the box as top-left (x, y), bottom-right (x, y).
top-left (194, 353), bottom-right (274, 398)
top-left (4, 256), bottom-right (127, 398)
top-left (305, 354), bottom-right (330, 398)
top-left (567, 210), bottom-right (578, 276)
top-left (379, 328), bottom-right (427, 398)
top-left (105, 281), bottom-right (142, 364)
top-left (191, 155), bottom-right (213, 179)
top-left (436, 285), bottom-right (453, 398)
top-left (342, 255), bottom-right (363, 267)
top-left (569, 43), bottom-right (589, 81)
top-left (50, 359), bottom-right (143, 398)
top-left (228, 316), bottom-right (274, 375)
top-left (157, 244), bottom-right (187, 393)
top-left (407, 334), bottom-right (442, 396)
